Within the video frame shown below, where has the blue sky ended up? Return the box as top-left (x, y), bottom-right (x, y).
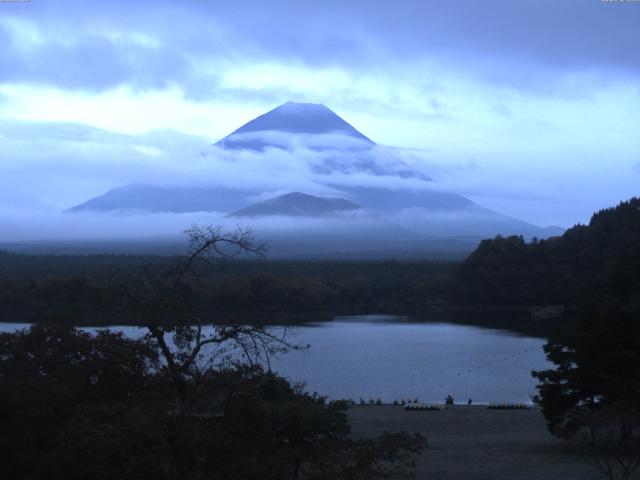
top-left (0, 0), bottom-right (639, 230)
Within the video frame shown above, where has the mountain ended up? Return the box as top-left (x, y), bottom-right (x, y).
top-left (215, 101), bottom-right (430, 180)
top-left (227, 192), bottom-right (360, 217)
top-left (215, 102), bottom-right (374, 150)
top-left (68, 101), bottom-right (432, 214)
top-left (65, 101), bottom-right (564, 257)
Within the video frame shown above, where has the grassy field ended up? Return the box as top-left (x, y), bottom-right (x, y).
top-left (348, 405), bottom-right (603, 480)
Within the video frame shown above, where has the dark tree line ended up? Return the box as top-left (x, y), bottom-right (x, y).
top-left (0, 252), bottom-right (454, 324)
top-left (451, 198), bottom-right (640, 307)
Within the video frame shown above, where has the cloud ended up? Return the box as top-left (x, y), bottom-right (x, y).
top-left (490, 104), bottom-right (513, 119)
top-left (2, 112), bottom-right (639, 232)
top-left (0, 201), bottom-right (445, 245)
top-left (1, 0), bottom-right (639, 98)
top-left (0, 207), bottom-right (224, 242)
top-left (0, 17), bottom-right (187, 92)
top-left (0, 119), bottom-right (448, 215)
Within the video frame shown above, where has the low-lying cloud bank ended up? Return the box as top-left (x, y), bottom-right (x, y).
top-left (0, 201), bottom-right (558, 255)
top-left (0, 119), bottom-right (466, 214)
top-left (0, 208), bottom-right (225, 243)
top-left (0, 118), bottom-right (466, 244)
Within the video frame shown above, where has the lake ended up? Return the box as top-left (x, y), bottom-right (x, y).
top-left (0, 315), bottom-right (550, 404)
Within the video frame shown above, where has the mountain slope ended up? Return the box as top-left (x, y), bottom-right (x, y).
top-left (227, 192), bottom-right (360, 217)
top-left (67, 184), bottom-right (249, 214)
top-left (213, 101), bottom-right (430, 180)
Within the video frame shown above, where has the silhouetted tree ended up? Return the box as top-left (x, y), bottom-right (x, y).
top-left (533, 268), bottom-right (640, 480)
top-left (115, 225), bottom-right (303, 403)
top-left (0, 324), bottom-right (161, 480)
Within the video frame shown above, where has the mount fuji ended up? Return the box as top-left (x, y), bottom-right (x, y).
top-left (67, 101), bottom-right (563, 257)
top-left (217, 101), bottom-right (374, 149)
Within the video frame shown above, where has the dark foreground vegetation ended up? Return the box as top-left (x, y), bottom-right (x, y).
top-left (0, 226), bottom-right (426, 480)
top-left (0, 324), bottom-right (425, 480)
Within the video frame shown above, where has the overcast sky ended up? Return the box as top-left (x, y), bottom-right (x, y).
top-left (1, 0), bottom-right (639, 230)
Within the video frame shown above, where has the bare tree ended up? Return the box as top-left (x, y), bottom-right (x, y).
top-left (116, 225), bottom-right (304, 404)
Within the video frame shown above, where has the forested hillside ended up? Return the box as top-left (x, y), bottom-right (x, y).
top-left (451, 198), bottom-right (640, 306)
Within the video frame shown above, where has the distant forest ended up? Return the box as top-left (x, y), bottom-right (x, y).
top-left (1, 198), bottom-right (638, 328)
top-left (0, 254), bottom-right (454, 324)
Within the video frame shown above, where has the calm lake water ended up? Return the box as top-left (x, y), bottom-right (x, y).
top-left (0, 315), bottom-right (550, 404)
